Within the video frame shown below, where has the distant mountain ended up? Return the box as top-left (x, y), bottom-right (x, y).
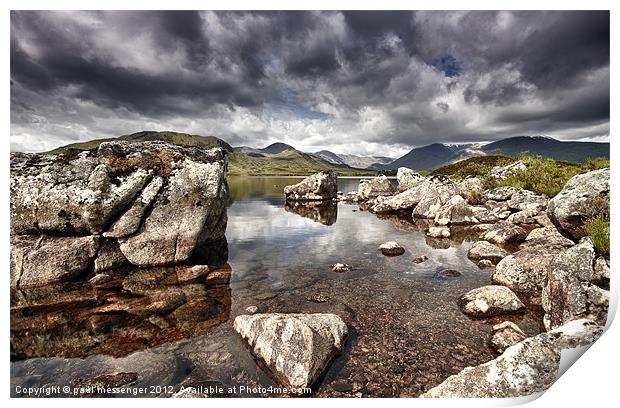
top-left (48, 130), bottom-right (234, 154)
top-left (382, 136), bottom-right (609, 171)
top-left (48, 131), bottom-right (374, 176)
top-left (481, 136), bottom-right (609, 163)
top-left (383, 143), bottom-right (458, 171)
top-left (312, 150), bottom-right (393, 169)
top-left (260, 142), bottom-right (296, 155)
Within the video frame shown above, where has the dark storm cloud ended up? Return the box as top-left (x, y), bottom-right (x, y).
top-left (10, 10), bottom-right (609, 153)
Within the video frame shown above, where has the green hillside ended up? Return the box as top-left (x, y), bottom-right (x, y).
top-left (46, 131), bottom-right (374, 176)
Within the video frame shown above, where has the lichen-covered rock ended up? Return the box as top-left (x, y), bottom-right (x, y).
top-left (484, 186), bottom-right (518, 202)
top-left (547, 168), bottom-right (609, 240)
top-left (459, 285), bottom-right (525, 317)
top-left (481, 221), bottom-right (527, 244)
top-left (357, 175), bottom-right (395, 198)
top-left (489, 160), bottom-right (527, 181)
top-left (104, 176), bottom-right (164, 238)
top-left (490, 321), bottom-right (527, 354)
top-left (507, 189), bottom-right (549, 213)
top-left (94, 238), bottom-right (129, 273)
top-left (593, 257), bottom-right (610, 283)
top-left (379, 241), bottom-right (405, 256)
top-left (521, 226), bottom-right (574, 249)
top-left (467, 241), bottom-right (509, 264)
top-left (11, 235), bottom-right (99, 288)
top-left (119, 158), bottom-right (228, 266)
top-left (492, 245), bottom-right (565, 300)
top-left (396, 167), bottom-right (425, 191)
top-left (542, 237), bottom-right (608, 329)
top-left (233, 313), bottom-right (348, 389)
top-left (11, 141), bottom-right (229, 270)
top-left (422, 319), bottom-right (603, 398)
top-left (457, 177), bottom-right (484, 203)
top-left (434, 195), bottom-right (496, 225)
top-left (372, 175), bottom-right (456, 215)
top-left (284, 171), bottom-right (337, 201)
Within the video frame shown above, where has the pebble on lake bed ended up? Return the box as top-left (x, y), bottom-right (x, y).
top-left (245, 305), bottom-right (259, 314)
top-left (413, 255), bottom-right (429, 263)
top-left (332, 263), bottom-right (353, 272)
top-left (379, 241), bottom-right (405, 256)
top-left (478, 259), bottom-right (494, 268)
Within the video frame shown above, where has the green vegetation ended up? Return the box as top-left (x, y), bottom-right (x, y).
top-left (496, 155), bottom-right (609, 197)
top-left (431, 155), bottom-right (514, 181)
top-left (585, 216), bottom-right (610, 254)
top-left (433, 154), bottom-right (609, 197)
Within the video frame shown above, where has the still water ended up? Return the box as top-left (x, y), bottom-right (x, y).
top-left (10, 176), bottom-right (543, 397)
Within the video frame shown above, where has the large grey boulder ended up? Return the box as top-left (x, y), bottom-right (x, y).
top-left (434, 195), bottom-right (496, 225)
top-left (481, 221), bottom-right (527, 244)
top-left (11, 141), bottom-right (229, 274)
top-left (457, 176), bottom-right (484, 203)
top-left (507, 189), bottom-right (549, 213)
top-left (542, 237), bottom-right (609, 329)
top-left (422, 319), bottom-right (603, 398)
top-left (467, 241), bottom-right (509, 264)
top-left (233, 313), bottom-right (348, 389)
top-left (459, 285), bottom-right (525, 317)
top-left (357, 175), bottom-right (395, 198)
top-left (372, 175), bottom-right (457, 215)
top-left (11, 235), bottom-right (99, 288)
top-left (547, 168), bottom-right (609, 240)
top-left (519, 226), bottom-right (574, 249)
top-left (492, 245), bottom-right (566, 300)
top-left (396, 168), bottom-right (425, 191)
top-left (284, 171), bottom-right (337, 201)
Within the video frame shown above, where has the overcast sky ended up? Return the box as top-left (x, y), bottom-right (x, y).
top-left (10, 10), bottom-right (610, 156)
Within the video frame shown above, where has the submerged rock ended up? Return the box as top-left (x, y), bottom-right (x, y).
top-left (332, 263), bottom-right (353, 272)
top-left (489, 321), bottom-right (527, 354)
top-left (284, 171), bottom-right (337, 201)
top-left (233, 313), bottom-right (348, 389)
top-left (422, 319), bottom-right (603, 397)
top-left (459, 285), bottom-right (525, 317)
top-left (413, 255), bottom-right (429, 264)
top-left (467, 241), bottom-right (509, 264)
top-left (379, 241), bottom-right (405, 256)
top-left (547, 168), bottom-right (609, 240)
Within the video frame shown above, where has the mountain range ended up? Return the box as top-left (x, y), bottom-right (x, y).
top-left (46, 132), bottom-right (609, 175)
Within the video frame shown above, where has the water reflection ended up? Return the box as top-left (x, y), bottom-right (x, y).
top-left (284, 201), bottom-right (338, 225)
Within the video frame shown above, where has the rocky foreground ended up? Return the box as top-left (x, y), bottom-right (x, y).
top-left (10, 150), bottom-right (611, 398)
top-left (274, 163), bottom-right (610, 397)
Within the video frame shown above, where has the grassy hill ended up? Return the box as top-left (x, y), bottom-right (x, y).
top-left (47, 131), bottom-right (374, 176)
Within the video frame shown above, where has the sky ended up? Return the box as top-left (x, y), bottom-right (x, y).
top-left (10, 10), bottom-right (610, 156)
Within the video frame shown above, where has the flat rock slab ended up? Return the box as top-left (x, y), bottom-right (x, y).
top-left (459, 285), bottom-right (525, 318)
top-left (233, 313), bottom-right (347, 389)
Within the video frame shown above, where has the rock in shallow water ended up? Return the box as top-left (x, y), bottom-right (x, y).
top-left (332, 263), bottom-right (353, 272)
top-left (489, 321), bottom-right (527, 353)
top-left (379, 241), bottom-right (405, 256)
top-left (459, 285), bottom-right (525, 317)
top-left (284, 171), bottom-right (337, 201)
top-left (481, 221), bottom-right (527, 244)
top-left (233, 313), bottom-right (348, 389)
top-left (467, 240), bottom-right (509, 264)
top-left (422, 319), bottom-right (603, 397)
